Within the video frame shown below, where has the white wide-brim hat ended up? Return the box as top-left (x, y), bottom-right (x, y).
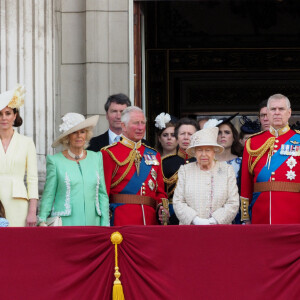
top-left (186, 127), bottom-right (224, 157)
top-left (0, 85), bottom-right (25, 111)
top-left (52, 113), bottom-right (99, 148)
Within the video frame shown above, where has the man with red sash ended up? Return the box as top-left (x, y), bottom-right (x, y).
top-left (101, 106), bottom-right (168, 225)
top-left (241, 94), bottom-right (300, 224)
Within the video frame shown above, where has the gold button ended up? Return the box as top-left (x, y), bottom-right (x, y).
top-left (271, 172), bottom-right (275, 175)
top-left (142, 191), bottom-right (145, 195)
top-left (273, 150), bottom-right (277, 153)
top-left (274, 145), bottom-right (278, 148)
top-left (142, 183), bottom-right (145, 186)
top-left (275, 139), bottom-right (279, 143)
top-left (272, 178), bottom-right (275, 181)
top-left (186, 160), bottom-right (189, 164)
top-left (244, 212), bottom-right (247, 215)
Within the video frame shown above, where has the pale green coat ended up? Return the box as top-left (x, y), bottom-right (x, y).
top-left (38, 151), bottom-right (109, 226)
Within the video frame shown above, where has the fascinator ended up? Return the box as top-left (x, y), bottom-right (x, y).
top-left (239, 116), bottom-right (261, 134)
top-left (291, 121), bottom-right (300, 131)
top-left (217, 113), bottom-right (239, 126)
top-left (0, 84), bottom-right (25, 111)
top-left (155, 112), bottom-right (178, 130)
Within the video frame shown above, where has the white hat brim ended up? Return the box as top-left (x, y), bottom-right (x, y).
top-left (52, 115), bottom-right (99, 148)
top-left (0, 90), bottom-right (14, 111)
top-left (186, 143), bottom-right (224, 157)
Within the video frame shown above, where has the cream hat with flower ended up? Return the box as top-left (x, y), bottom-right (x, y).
top-left (52, 113), bottom-right (99, 148)
top-left (186, 120), bottom-right (224, 157)
top-left (0, 84), bottom-right (25, 111)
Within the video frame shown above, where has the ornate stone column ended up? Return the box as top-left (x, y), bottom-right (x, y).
top-left (0, 0), bottom-right (55, 190)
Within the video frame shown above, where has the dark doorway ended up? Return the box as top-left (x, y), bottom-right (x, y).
top-left (138, 0), bottom-right (300, 141)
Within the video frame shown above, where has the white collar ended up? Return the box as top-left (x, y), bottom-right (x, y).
top-left (108, 129), bottom-right (121, 144)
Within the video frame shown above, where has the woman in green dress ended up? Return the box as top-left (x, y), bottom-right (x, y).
top-left (38, 113), bottom-right (109, 226)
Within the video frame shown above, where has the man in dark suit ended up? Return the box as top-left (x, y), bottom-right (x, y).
top-left (88, 93), bottom-right (131, 151)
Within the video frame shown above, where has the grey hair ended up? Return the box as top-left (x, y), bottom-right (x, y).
top-left (121, 106), bottom-right (146, 126)
top-left (60, 127), bottom-right (94, 150)
top-left (267, 94), bottom-right (291, 109)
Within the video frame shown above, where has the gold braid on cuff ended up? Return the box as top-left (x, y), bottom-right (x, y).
top-left (240, 197), bottom-right (250, 221)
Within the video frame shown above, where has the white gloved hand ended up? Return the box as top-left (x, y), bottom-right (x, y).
top-left (208, 217), bottom-right (217, 225)
top-left (192, 216), bottom-right (210, 225)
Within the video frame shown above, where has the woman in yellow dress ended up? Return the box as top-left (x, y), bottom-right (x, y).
top-left (0, 85), bottom-right (38, 226)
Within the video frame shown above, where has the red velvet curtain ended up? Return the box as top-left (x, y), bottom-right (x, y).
top-left (1, 225), bottom-right (300, 300)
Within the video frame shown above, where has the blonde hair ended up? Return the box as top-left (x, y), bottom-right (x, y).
top-left (60, 127), bottom-right (94, 150)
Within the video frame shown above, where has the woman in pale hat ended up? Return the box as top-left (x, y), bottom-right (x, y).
top-left (38, 113), bottom-right (109, 226)
top-left (0, 84), bottom-right (38, 226)
top-left (173, 121), bottom-right (239, 225)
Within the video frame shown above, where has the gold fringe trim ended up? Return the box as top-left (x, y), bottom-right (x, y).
top-left (246, 137), bottom-right (275, 175)
top-left (163, 172), bottom-right (178, 198)
top-left (111, 232), bottom-right (125, 300)
top-left (105, 148), bottom-right (140, 189)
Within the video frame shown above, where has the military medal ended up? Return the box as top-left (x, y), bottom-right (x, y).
top-left (286, 170), bottom-right (296, 181)
top-left (148, 179), bottom-right (155, 191)
top-left (151, 168), bottom-right (157, 180)
top-left (286, 156), bottom-right (297, 169)
top-left (144, 152), bottom-right (160, 165)
top-left (285, 156), bottom-right (297, 181)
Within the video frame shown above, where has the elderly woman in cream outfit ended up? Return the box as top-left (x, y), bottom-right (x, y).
top-left (173, 120), bottom-right (239, 225)
top-left (0, 85), bottom-right (38, 227)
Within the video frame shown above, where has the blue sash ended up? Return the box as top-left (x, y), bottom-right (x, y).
top-left (120, 147), bottom-right (156, 195)
top-left (249, 132), bottom-right (300, 216)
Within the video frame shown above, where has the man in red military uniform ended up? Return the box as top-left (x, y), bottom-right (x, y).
top-left (241, 94), bottom-right (300, 224)
top-left (101, 106), bottom-right (168, 225)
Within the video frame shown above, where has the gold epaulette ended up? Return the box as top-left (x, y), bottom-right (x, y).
top-left (104, 146), bottom-right (138, 188)
top-left (142, 143), bottom-right (158, 154)
top-left (101, 142), bottom-right (118, 151)
top-left (105, 147), bottom-right (135, 167)
top-left (161, 153), bottom-right (177, 162)
top-left (295, 130), bottom-right (300, 134)
top-left (246, 135), bottom-right (275, 175)
top-left (247, 131), bottom-right (264, 139)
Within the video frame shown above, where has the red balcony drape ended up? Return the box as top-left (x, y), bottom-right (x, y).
top-left (1, 225), bottom-right (300, 300)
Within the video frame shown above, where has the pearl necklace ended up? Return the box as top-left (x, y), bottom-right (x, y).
top-left (68, 149), bottom-right (84, 160)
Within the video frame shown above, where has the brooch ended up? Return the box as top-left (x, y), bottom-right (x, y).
top-left (151, 169), bottom-right (157, 180)
top-left (148, 179), bottom-right (155, 191)
top-left (285, 156), bottom-right (297, 181)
